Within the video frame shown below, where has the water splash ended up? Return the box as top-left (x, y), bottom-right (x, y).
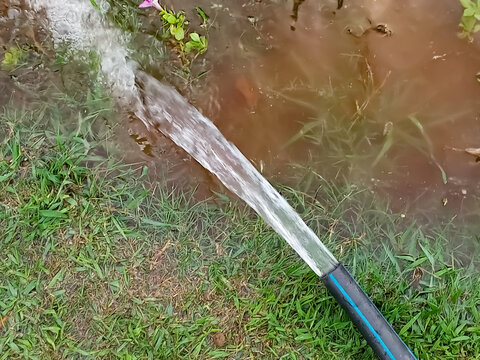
top-left (29, 0), bottom-right (138, 99)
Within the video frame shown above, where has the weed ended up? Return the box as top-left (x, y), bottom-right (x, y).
top-left (156, 6), bottom-right (208, 66)
top-left (1, 46), bottom-right (25, 70)
top-left (100, 0), bottom-right (207, 81)
top-left (458, 0), bottom-right (480, 40)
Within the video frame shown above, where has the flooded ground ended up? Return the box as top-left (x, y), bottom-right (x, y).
top-left (2, 0), bottom-right (480, 223)
top-left (142, 0), bottom-right (480, 221)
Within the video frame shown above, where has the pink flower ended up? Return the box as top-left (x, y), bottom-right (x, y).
top-left (139, 0), bottom-right (162, 11)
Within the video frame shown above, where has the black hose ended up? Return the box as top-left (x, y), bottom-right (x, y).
top-left (322, 264), bottom-right (417, 360)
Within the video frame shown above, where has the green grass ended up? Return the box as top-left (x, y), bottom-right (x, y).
top-left (1, 3), bottom-right (480, 358)
top-left (1, 109), bottom-right (480, 359)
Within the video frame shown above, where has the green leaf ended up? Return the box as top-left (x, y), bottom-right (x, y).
top-left (171, 25), bottom-right (185, 41)
top-left (39, 210), bottom-right (68, 219)
top-left (141, 218), bottom-right (179, 229)
top-left (48, 269), bottom-right (65, 289)
top-left (2, 47), bottom-right (23, 68)
top-left (199, 36), bottom-right (208, 52)
top-left (90, 0), bottom-right (100, 10)
top-left (212, 191), bottom-right (230, 203)
top-left (164, 13), bottom-right (177, 24)
top-left (460, 0), bottom-right (474, 9)
top-left (409, 115), bottom-right (447, 184)
top-left (176, 28), bottom-right (185, 41)
top-left (451, 335), bottom-right (470, 342)
top-left (43, 332), bottom-right (56, 350)
top-left (190, 32), bottom-right (201, 42)
top-left (185, 41), bottom-right (194, 53)
top-left (295, 332), bottom-right (313, 341)
top-left (462, 15), bottom-right (477, 30)
top-left (372, 132), bottom-right (394, 167)
top-left (23, 280), bottom-right (37, 295)
top-left (399, 312), bottom-right (421, 336)
top-left (0, 172), bottom-right (13, 182)
top-left (208, 351), bottom-right (230, 359)
top-left (196, 7), bottom-right (208, 20)
top-left (196, 7), bottom-right (208, 23)
top-left (419, 243), bottom-right (435, 265)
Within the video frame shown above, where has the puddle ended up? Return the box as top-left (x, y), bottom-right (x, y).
top-left (2, 0), bottom-right (480, 220)
top-left (181, 0), bottom-right (480, 218)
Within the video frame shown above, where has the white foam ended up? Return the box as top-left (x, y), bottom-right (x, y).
top-left (29, 0), bottom-right (137, 100)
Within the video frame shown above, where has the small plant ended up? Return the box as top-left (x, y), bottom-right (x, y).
top-left (459, 0), bottom-right (480, 40)
top-left (2, 46), bottom-right (25, 70)
top-left (138, 1), bottom-right (208, 66)
top-left (161, 8), bottom-right (187, 41)
top-left (185, 32), bottom-right (208, 54)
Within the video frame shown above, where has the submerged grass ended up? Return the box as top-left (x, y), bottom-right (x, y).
top-left (1, 108), bottom-right (479, 359)
top-left (280, 56), bottom-right (450, 190)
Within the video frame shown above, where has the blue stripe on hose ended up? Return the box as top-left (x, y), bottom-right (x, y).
top-left (329, 273), bottom-right (396, 360)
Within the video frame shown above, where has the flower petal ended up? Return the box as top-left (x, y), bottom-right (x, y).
top-left (152, 0), bottom-right (162, 10)
top-left (139, 0), bottom-right (152, 8)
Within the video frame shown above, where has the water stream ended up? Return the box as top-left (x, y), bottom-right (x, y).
top-left (26, 0), bottom-right (338, 276)
top-left (135, 71), bottom-right (337, 276)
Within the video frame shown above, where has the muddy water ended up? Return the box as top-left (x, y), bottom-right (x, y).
top-left (164, 0), bottom-right (480, 218)
top-left (2, 0), bottom-right (480, 221)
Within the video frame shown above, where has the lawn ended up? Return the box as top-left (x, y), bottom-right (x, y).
top-left (1, 109), bottom-right (479, 359)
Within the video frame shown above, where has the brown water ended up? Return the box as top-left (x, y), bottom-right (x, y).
top-left (170, 0), bottom-right (480, 218)
top-left (3, 0), bottom-right (480, 221)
